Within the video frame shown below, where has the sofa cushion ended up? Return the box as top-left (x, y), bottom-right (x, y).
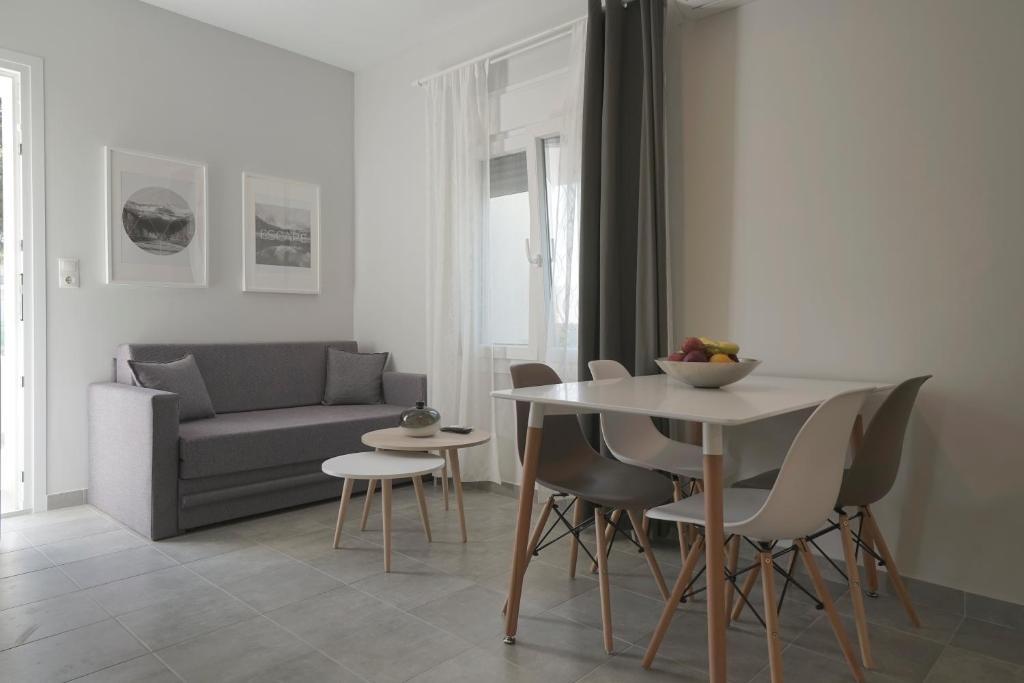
top-left (177, 404), bottom-right (404, 479)
top-left (117, 341), bottom-right (358, 414)
top-left (128, 354), bottom-right (216, 422)
top-left (323, 348), bottom-right (389, 405)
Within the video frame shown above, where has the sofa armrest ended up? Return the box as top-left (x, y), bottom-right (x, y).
top-left (382, 371), bottom-right (427, 408)
top-left (88, 382), bottom-right (180, 540)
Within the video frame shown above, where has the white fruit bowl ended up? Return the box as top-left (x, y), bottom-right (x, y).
top-left (655, 357), bottom-right (761, 389)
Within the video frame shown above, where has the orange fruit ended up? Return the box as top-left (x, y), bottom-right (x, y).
top-left (709, 353), bottom-right (734, 363)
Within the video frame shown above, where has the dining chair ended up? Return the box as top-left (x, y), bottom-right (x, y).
top-left (731, 375), bottom-right (931, 668)
top-left (642, 388), bottom-right (872, 683)
top-left (506, 362), bottom-right (675, 653)
top-left (588, 359), bottom-right (739, 570)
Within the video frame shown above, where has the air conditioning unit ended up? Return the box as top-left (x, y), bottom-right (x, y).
top-left (677, 0), bottom-right (758, 19)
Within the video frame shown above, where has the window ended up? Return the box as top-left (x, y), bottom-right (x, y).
top-left (486, 124), bottom-right (560, 358)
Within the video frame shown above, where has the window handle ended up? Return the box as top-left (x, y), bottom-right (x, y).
top-left (524, 238), bottom-right (543, 268)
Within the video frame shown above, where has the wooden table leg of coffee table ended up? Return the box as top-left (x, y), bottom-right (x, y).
top-left (440, 453), bottom-right (450, 511)
top-left (381, 479), bottom-right (393, 573)
top-left (703, 423), bottom-right (727, 683)
top-left (448, 448), bottom-right (468, 543)
top-left (360, 479), bottom-right (376, 531)
top-left (504, 402), bottom-right (544, 644)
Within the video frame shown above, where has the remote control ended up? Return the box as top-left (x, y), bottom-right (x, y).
top-left (440, 426), bottom-right (473, 434)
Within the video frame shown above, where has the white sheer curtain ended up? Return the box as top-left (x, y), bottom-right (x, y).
top-left (543, 18), bottom-right (587, 381)
top-left (424, 61), bottom-right (501, 483)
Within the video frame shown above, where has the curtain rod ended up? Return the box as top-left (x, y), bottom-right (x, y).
top-left (412, 15), bottom-right (584, 88)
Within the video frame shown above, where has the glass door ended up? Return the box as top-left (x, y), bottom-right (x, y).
top-left (0, 70), bottom-right (26, 515)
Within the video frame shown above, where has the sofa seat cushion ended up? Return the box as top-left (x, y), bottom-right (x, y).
top-left (178, 404), bottom-right (404, 479)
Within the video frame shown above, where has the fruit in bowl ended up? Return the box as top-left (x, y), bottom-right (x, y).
top-left (656, 336), bottom-right (759, 388)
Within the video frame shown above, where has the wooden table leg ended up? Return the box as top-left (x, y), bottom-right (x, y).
top-left (332, 478), bottom-right (354, 549)
top-left (412, 476), bottom-right (432, 543)
top-left (703, 423), bottom-right (727, 683)
top-left (360, 479), bottom-right (376, 531)
top-left (382, 479), bottom-right (393, 572)
top-left (448, 448), bottom-right (468, 543)
top-left (440, 453), bottom-right (450, 511)
top-left (504, 402), bottom-right (544, 644)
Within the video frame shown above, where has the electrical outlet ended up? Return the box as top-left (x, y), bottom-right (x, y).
top-left (58, 258), bottom-right (80, 288)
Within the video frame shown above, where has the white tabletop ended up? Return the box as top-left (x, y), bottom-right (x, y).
top-left (491, 374), bottom-right (887, 426)
top-left (322, 451), bottom-right (446, 480)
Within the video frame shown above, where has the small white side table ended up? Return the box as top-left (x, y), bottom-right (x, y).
top-left (361, 428), bottom-right (491, 543)
top-left (322, 450), bottom-right (444, 572)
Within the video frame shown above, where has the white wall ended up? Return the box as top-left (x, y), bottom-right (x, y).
top-left (0, 0), bottom-right (355, 500)
top-left (673, 0), bottom-right (1024, 603)
top-left (353, 2), bottom-right (581, 371)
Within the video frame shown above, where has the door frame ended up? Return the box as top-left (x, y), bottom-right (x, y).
top-left (0, 48), bottom-right (47, 513)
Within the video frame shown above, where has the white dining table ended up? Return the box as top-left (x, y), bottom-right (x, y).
top-left (492, 373), bottom-right (885, 683)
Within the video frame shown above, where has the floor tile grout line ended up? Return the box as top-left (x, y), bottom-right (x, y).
top-left (169, 551), bottom-right (374, 683)
top-left (8, 501), bottom-right (1024, 682)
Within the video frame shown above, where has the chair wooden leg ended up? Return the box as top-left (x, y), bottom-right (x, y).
top-left (725, 535), bottom-right (741, 623)
top-left (360, 479), bottom-right (376, 531)
top-left (594, 507), bottom-right (614, 654)
top-left (503, 495), bottom-right (555, 616)
top-left (628, 510), bottom-right (669, 600)
top-left (797, 540), bottom-right (865, 683)
top-left (672, 478), bottom-right (689, 565)
top-left (839, 511), bottom-right (874, 668)
top-left (760, 551), bottom-right (784, 683)
top-left (642, 535), bottom-right (705, 669)
top-left (863, 506), bottom-right (920, 627)
top-left (592, 509), bottom-right (621, 574)
top-left (731, 562), bottom-right (760, 621)
top-left (332, 478), bottom-right (355, 549)
top-left (412, 476), bottom-right (432, 543)
top-left (859, 508), bottom-right (879, 596)
top-left (568, 497), bottom-right (583, 579)
top-left (381, 479), bottom-right (393, 572)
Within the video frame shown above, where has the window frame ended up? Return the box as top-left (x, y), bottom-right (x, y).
top-left (488, 119), bottom-right (560, 360)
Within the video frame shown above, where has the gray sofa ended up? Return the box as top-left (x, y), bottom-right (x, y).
top-left (88, 341), bottom-right (426, 540)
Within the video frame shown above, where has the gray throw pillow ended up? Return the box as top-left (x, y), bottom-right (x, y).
top-left (323, 348), bottom-right (389, 405)
top-left (128, 354), bottom-right (216, 421)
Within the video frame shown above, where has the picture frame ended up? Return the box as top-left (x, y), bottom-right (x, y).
top-left (242, 172), bottom-right (321, 295)
top-left (105, 147), bottom-right (208, 287)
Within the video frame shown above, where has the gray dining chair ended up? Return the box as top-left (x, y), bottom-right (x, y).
top-left (505, 362), bottom-right (674, 654)
top-left (732, 375), bottom-right (931, 669)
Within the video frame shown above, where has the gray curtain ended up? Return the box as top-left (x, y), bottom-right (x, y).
top-left (578, 0), bottom-right (669, 388)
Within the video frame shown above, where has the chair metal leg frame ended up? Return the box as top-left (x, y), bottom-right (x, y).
top-left (535, 497), bottom-right (599, 567)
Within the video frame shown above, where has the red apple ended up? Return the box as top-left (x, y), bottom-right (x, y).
top-left (682, 349), bottom-right (709, 362)
top-left (681, 337), bottom-right (706, 354)
top-left (667, 351), bottom-right (685, 361)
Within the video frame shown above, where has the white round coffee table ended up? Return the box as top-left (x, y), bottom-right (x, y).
top-left (361, 427), bottom-right (491, 543)
top-left (322, 450), bottom-right (445, 572)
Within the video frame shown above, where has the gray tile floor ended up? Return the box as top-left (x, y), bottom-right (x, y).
top-left (1, 486), bottom-right (1022, 682)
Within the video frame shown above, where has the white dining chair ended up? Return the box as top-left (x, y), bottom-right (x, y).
top-left (641, 387), bottom-right (872, 683)
top-left (588, 359), bottom-right (738, 569)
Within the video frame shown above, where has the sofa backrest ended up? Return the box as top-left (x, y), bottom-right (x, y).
top-left (116, 341), bottom-right (358, 414)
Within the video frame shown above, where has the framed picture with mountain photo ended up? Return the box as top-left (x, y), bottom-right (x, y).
top-left (242, 172), bottom-right (320, 294)
top-left (106, 147), bottom-right (208, 286)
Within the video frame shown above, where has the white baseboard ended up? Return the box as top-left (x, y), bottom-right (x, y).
top-left (47, 489), bottom-right (87, 510)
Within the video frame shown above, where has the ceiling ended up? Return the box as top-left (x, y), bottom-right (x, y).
top-left (139, 0), bottom-right (755, 72)
top-left (139, 0), bottom-right (581, 72)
